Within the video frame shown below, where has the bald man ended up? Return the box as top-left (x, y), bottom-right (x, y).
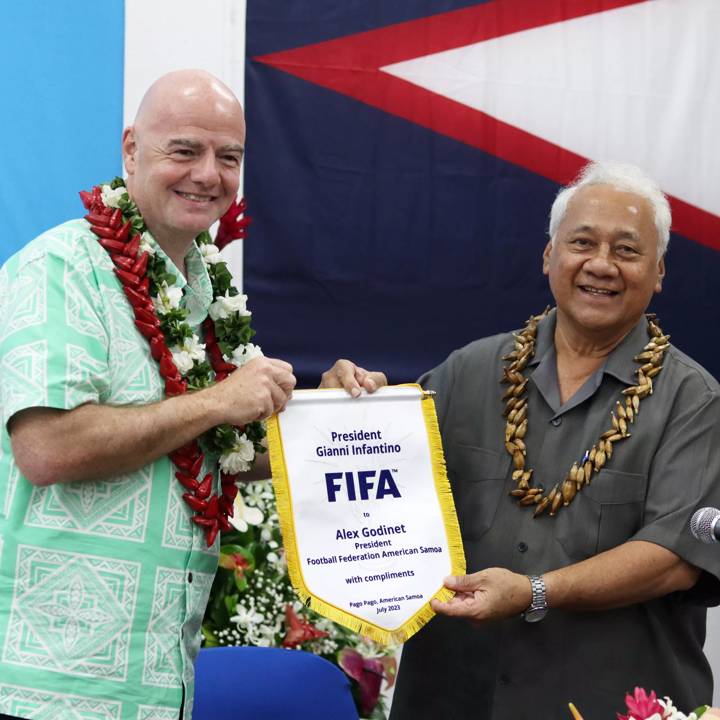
top-left (0, 70), bottom-right (380, 720)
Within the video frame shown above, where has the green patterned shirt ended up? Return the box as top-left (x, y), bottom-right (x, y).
top-left (0, 219), bottom-right (219, 720)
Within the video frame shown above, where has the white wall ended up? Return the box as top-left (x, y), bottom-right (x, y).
top-left (124, 0), bottom-right (246, 285)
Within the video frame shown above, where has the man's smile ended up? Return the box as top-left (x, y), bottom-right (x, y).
top-left (578, 284), bottom-right (619, 297)
top-left (174, 190), bottom-right (217, 203)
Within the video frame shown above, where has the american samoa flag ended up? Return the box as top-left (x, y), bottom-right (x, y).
top-left (2, 0), bottom-right (718, 383)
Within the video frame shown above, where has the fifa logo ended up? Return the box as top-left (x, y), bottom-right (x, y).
top-left (325, 469), bottom-right (401, 502)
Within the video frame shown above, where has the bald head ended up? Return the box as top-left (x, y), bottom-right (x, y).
top-left (133, 69), bottom-right (244, 134)
top-left (122, 70), bottom-right (246, 258)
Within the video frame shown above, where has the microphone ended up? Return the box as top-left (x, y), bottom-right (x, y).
top-left (690, 507), bottom-right (720, 544)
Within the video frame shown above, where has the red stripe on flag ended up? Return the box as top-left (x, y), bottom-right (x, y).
top-left (256, 0), bottom-right (648, 68)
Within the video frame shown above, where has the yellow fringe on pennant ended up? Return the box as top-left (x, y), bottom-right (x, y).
top-left (420, 385), bottom-right (466, 582)
top-left (267, 385), bottom-right (466, 645)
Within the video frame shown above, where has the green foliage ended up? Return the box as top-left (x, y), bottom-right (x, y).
top-left (208, 261), bottom-right (236, 296)
top-left (147, 253), bottom-right (177, 295)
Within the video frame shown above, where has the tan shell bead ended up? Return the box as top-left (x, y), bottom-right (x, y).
top-left (625, 399), bottom-right (634, 423)
top-left (515, 419), bottom-right (528, 440)
top-left (604, 439), bottom-right (613, 459)
top-left (562, 478), bottom-right (577, 505)
top-left (575, 465), bottom-right (585, 488)
top-left (550, 491), bottom-right (563, 516)
top-left (594, 449), bottom-right (607, 471)
top-left (514, 404), bottom-right (528, 425)
top-left (533, 496), bottom-right (551, 516)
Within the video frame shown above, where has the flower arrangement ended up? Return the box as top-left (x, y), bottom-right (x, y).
top-left (616, 688), bottom-right (708, 720)
top-left (569, 688), bottom-right (709, 720)
top-left (202, 480), bottom-right (398, 719)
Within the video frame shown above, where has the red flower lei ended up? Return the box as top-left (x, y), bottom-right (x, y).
top-left (80, 184), bottom-right (252, 547)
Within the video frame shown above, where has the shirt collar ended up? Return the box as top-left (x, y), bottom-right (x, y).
top-left (528, 308), bottom-right (648, 385)
top-left (528, 308), bottom-right (556, 368)
top-left (602, 315), bottom-right (650, 386)
top-left (527, 309), bottom-right (649, 416)
top-left (144, 232), bottom-right (213, 327)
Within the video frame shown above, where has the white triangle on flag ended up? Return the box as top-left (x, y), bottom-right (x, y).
top-left (382, 0), bottom-right (719, 220)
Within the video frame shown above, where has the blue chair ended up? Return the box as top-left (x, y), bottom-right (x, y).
top-left (193, 646), bottom-right (359, 719)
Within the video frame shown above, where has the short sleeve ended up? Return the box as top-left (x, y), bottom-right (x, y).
top-left (631, 376), bottom-right (720, 601)
top-left (418, 351), bottom-right (459, 432)
top-left (0, 250), bottom-right (110, 427)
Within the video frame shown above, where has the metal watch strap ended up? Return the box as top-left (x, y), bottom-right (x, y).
top-left (522, 574), bottom-right (548, 622)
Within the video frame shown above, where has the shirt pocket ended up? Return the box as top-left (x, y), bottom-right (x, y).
top-left (446, 443), bottom-right (508, 541)
top-left (554, 469), bottom-right (647, 562)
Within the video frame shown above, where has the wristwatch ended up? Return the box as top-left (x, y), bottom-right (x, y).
top-left (522, 574), bottom-right (548, 623)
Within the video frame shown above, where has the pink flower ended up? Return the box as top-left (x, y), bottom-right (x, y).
top-left (617, 687), bottom-right (664, 720)
top-left (338, 648), bottom-right (396, 717)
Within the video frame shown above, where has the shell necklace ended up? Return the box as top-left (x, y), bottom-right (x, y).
top-left (502, 308), bottom-right (668, 517)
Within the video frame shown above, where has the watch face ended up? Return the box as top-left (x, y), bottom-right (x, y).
top-left (523, 607), bottom-right (548, 623)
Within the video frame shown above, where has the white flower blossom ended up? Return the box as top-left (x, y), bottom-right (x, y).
top-left (227, 491), bottom-right (264, 532)
top-left (200, 243), bottom-right (223, 264)
top-left (170, 334), bottom-right (206, 374)
top-left (220, 433), bottom-right (256, 476)
top-left (654, 698), bottom-right (699, 720)
top-left (229, 342), bottom-right (264, 367)
top-left (139, 232), bottom-right (156, 255)
top-left (153, 283), bottom-right (183, 315)
top-left (171, 349), bottom-right (194, 374)
top-left (230, 606), bottom-right (263, 627)
top-left (208, 291), bottom-right (251, 321)
top-left (101, 184), bottom-right (128, 208)
top-left (245, 483), bottom-right (268, 509)
top-left (219, 453), bottom-right (250, 475)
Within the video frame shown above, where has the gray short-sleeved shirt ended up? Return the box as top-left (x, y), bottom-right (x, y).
top-left (391, 310), bottom-right (720, 720)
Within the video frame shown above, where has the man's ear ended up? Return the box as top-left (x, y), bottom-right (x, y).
top-left (542, 240), bottom-right (553, 276)
top-left (655, 255), bottom-right (666, 294)
top-left (122, 127), bottom-right (137, 175)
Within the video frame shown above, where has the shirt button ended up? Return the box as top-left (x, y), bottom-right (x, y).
top-left (188, 572), bottom-right (193, 583)
top-left (517, 542), bottom-right (528, 553)
top-left (551, 417), bottom-right (562, 427)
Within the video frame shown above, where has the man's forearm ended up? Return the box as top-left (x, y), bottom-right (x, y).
top-left (9, 356), bottom-right (297, 486)
top-left (432, 539), bottom-right (701, 623)
top-left (10, 390), bottom-right (224, 486)
top-left (544, 539), bottom-right (700, 612)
